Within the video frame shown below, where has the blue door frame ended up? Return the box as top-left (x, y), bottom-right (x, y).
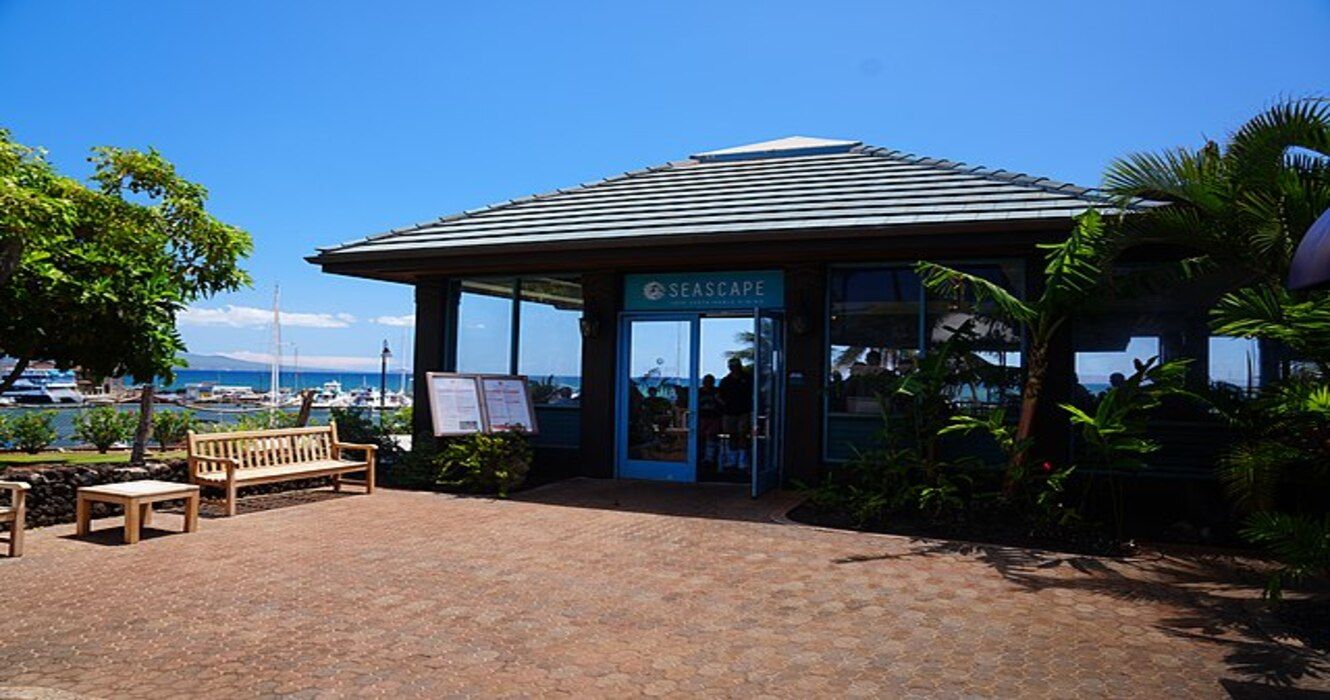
top-left (616, 310), bottom-right (785, 493)
top-left (616, 313), bottom-right (700, 482)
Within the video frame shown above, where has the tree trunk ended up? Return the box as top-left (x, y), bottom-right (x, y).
top-left (0, 236), bottom-right (21, 286)
top-left (1005, 341), bottom-right (1049, 497)
top-left (130, 384), bottom-right (154, 465)
top-left (295, 389), bottom-right (315, 427)
top-left (0, 356), bottom-right (30, 395)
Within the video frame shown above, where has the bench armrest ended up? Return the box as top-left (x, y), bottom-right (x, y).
top-left (190, 455), bottom-right (238, 480)
top-left (333, 442), bottom-right (377, 458)
top-left (0, 481), bottom-right (29, 508)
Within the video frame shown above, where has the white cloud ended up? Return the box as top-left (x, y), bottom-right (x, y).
top-left (220, 351), bottom-right (380, 372)
top-left (180, 305), bottom-right (356, 329)
top-left (371, 314), bottom-right (414, 327)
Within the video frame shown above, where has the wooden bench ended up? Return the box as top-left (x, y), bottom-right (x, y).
top-left (186, 422), bottom-right (376, 517)
top-left (0, 480), bottom-right (29, 557)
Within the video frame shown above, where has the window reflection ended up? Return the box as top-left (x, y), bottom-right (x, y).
top-left (456, 279), bottom-right (515, 375)
top-left (1209, 335), bottom-right (1259, 393)
top-left (827, 262), bottom-right (1024, 415)
top-left (519, 277), bottom-right (583, 405)
top-left (828, 267), bottom-right (923, 414)
top-left (456, 276), bottom-right (583, 406)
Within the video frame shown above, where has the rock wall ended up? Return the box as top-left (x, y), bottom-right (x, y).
top-left (1, 460), bottom-right (332, 528)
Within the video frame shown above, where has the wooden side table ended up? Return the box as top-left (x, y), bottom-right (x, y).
top-left (76, 480), bottom-right (200, 544)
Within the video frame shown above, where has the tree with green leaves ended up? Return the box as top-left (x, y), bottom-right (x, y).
top-left (0, 129), bottom-right (251, 460)
top-left (1103, 97), bottom-right (1330, 599)
top-left (916, 209), bottom-right (1126, 494)
top-left (1103, 97), bottom-right (1330, 371)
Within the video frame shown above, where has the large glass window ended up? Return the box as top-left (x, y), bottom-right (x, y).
top-left (824, 260), bottom-right (1025, 462)
top-left (456, 276), bottom-right (583, 406)
top-left (1209, 335), bottom-right (1260, 392)
top-left (925, 261), bottom-right (1025, 409)
top-left (518, 277), bottom-right (583, 405)
top-left (828, 267), bottom-right (923, 414)
top-left (456, 278), bottom-right (515, 375)
top-left (827, 262), bottom-right (1024, 416)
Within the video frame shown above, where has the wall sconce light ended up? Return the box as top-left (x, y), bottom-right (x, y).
top-left (579, 315), bottom-right (600, 339)
top-left (790, 313), bottom-right (810, 336)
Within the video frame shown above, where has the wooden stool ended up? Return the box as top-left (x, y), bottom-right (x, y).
top-left (76, 481), bottom-right (200, 544)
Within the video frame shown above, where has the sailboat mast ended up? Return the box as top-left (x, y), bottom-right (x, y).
top-left (270, 285), bottom-right (281, 407)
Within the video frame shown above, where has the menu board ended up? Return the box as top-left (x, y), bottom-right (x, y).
top-left (425, 372), bottom-right (539, 436)
top-left (480, 376), bottom-right (539, 434)
top-left (426, 373), bottom-right (485, 436)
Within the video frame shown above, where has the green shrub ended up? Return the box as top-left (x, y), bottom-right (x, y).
top-left (10, 411), bottom-right (58, 454)
top-left (152, 410), bottom-right (196, 449)
top-left (222, 410), bottom-right (303, 432)
top-left (1242, 511), bottom-right (1330, 601)
top-left (73, 406), bottom-right (137, 453)
top-left (0, 413), bottom-right (10, 446)
top-left (330, 407), bottom-right (405, 459)
top-left (435, 430), bottom-right (533, 497)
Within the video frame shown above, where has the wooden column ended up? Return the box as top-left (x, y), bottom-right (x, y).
top-left (782, 264), bottom-right (826, 483)
top-left (578, 271), bottom-right (619, 478)
top-left (411, 278), bottom-right (459, 444)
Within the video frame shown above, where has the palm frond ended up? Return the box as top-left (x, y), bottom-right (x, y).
top-left (915, 261), bottom-right (1035, 324)
top-left (1211, 286), bottom-right (1330, 362)
top-left (1228, 97), bottom-right (1330, 184)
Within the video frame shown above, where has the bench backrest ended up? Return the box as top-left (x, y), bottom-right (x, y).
top-left (186, 422), bottom-right (342, 476)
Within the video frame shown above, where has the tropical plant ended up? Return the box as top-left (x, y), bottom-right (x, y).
top-left (917, 209), bottom-right (1128, 494)
top-left (73, 406), bottom-right (137, 453)
top-left (434, 429), bottom-right (533, 497)
top-left (1104, 97), bottom-right (1330, 595)
top-left (151, 410), bottom-right (196, 450)
top-left (1242, 512), bottom-right (1330, 601)
top-left (1061, 357), bottom-right (1192, 538)
top-left (9, 410), bottom-right (57, 454)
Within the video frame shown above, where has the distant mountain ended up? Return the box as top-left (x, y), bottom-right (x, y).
top-left (175, 352), bottom-right (274, 372)
top-left (178, 353), bottom-right (364, 375)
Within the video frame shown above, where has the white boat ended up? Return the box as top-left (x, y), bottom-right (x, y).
top-left (1, 368), bottom-right (85, 404)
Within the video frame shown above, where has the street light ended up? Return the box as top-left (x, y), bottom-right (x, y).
top-left (379, 340), bottom-right (392, 414)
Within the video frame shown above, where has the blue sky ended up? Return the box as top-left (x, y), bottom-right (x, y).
top-left (1, 1), bottom-right (1326, 372)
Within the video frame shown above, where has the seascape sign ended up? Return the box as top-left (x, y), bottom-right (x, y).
top-left (624, 271), bottom-right (784, 311)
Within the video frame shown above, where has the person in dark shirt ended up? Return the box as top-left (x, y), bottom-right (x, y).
top-left (697, 374), bottom-right (722, 470)
top-left (718, 358), bottom-right (753, 470)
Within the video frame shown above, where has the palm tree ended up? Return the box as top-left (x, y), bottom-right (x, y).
top-left (1102, 97), bottom-right (1330, 371)
top-left (916, 209), bottom-right (1125, 495)
top-left (1103, 96), bottom-right (1330, 599)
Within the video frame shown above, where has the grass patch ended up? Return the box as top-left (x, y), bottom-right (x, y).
top-left (0, 450), bottom-right (185, 466)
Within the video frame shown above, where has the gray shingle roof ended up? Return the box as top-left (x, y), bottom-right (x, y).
top-left (314, 137), bottom-right (1144, 260)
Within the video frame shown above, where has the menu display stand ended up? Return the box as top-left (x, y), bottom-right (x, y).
top-left (426, 372), bottom-right (540, 436)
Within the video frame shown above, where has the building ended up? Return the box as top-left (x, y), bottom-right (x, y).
top-left (310, 137), bottom-right (1248, 495)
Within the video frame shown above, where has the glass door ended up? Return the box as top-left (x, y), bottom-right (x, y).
top-left (752, 309), bottom-right (784, 497)
top-left (618, 317), bottom-right (697, 482)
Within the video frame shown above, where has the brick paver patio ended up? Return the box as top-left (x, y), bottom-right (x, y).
top-left (1, 478), bottom-right (1326, 698)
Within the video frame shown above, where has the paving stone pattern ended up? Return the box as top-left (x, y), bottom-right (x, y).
top-left (1, 478), bottom-right (1326, 698)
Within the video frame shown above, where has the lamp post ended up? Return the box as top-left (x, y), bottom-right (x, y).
top-left (379, 340), bottom-right (392, 417)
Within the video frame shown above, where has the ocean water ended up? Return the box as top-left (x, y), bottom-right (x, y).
top-left (155, 370), bottom-right (583, 394)
top-left (158, 369), bottom-right (416, 394)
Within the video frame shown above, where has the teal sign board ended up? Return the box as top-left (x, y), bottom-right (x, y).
top-left (624, 271), bottom-right (784, 311)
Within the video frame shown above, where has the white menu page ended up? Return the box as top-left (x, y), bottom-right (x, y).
top-left (429, 374), bottom-right (485, 435)
top-left (481, 377), bottom-right (535, 432)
